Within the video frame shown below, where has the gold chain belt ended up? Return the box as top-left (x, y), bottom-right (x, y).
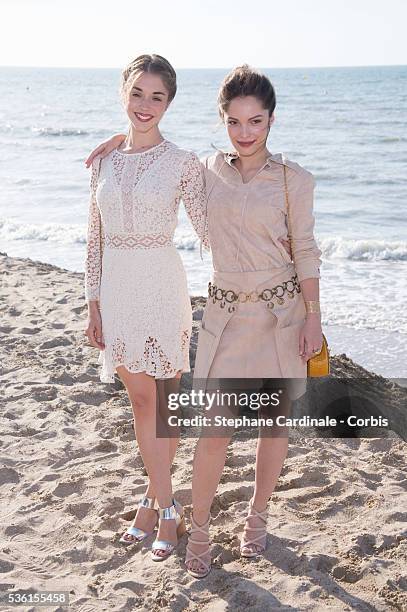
top-left (208, 274), bottom-right (301, 313)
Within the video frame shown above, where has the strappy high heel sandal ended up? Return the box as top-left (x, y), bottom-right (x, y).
top-left (119, 495), bottom-right (158, 545)
top-left (240, 498), bottom-right (268, 558)
top-left (151, 498), bottom-right (187, 562)
top-left (185, 514), bottom-right (211, 578)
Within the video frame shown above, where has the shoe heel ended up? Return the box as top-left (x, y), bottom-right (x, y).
top-left (177, 516), bottom-right (187, 538)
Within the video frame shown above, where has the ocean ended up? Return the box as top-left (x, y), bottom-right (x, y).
top-left (0, 65), bottom-right (406, 378)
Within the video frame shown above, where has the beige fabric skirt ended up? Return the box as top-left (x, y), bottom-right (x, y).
top-left (193, 264), bottom-right (308, 401)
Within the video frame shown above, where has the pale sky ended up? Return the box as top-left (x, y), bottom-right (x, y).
top-left (1, 0), bottom-right (406, 69)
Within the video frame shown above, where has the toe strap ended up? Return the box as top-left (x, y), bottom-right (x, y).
top-left (125, 526), bottom-right (147, 538)
top-left (152, 539), bottom-right (174, 552)
top-left (185, 536), bottom-right (211, 572)
top-left (185, 515), bottom-right (211, 573)
top-left (185, 548), bottom-right (211, 572)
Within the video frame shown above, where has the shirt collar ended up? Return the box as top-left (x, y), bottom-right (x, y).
top-left (225, 151), bottom-right (239, 166)
top-left (213, 144), bottom-right (277, 169)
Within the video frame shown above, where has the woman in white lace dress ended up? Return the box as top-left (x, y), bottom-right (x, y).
top-left (84, 55), bottom-right (209, 562)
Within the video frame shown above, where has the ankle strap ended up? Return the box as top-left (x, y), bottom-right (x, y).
top-left (159, 505), bottom-right (177, 520)
top-left (158, 498), bottom-right (183, 519)
top-left (140, 496), bottom-right (157, 510)
top-left (191, 514), bottom-right (210, 532)
top-left (247, 499), bottom-right (268, 522)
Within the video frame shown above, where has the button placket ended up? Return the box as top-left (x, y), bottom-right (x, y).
top-left (235, 184), bottom-right (251, 265)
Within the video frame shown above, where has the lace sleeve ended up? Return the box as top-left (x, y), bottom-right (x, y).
top-left (179, 151), bottom-right (210, 251)
top-left (84, 159), bottom-right (105, 301)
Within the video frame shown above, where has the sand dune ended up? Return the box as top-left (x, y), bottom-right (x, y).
top-left (0, 253), bottom-right (406, 611)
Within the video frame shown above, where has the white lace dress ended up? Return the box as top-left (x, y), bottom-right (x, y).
top-left (84, 140), bottom-right (209, 383)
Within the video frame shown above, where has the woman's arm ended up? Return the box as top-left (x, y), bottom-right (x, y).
top-left (179, 152), bottom-right (210, 251)
top-left (286, 167), bottom-right (323, 361)
top-left (286, 168), bottom-right (322, 282)
top-left (84, 159), bottom-right (105, 350)
top-left (84, 159), bottom-right (104, 302)
top-left (85, 133), bottom-right (127, 168)
top-left (298, 278), bottom-right (323, 363)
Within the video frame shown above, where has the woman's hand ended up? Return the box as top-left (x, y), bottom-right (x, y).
top-left (85, 304), bottom-right (105, 349)
top-left (85, 133), bottom-right (127, 168)
top-left (299, 314), bottom-right (323, 364)
top-left (278, 237), bottom-right (292, 260)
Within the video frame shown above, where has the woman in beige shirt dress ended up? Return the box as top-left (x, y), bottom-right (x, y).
top-left (184, 65), bottom-right (323, 578)
top-left (86, 64), bottom-right (323, 579)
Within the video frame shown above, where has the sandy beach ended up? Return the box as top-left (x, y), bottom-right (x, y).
top-left (1, 251), bottom-right (406, 611)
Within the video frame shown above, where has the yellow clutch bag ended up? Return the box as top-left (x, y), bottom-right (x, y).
top-left (307, 333), bottom-right (330, 377)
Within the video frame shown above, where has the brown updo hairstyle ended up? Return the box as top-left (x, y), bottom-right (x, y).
top-left (218, 64), bottom-right (276, 119)
top-left (120, 54), bottom-right (177, 104)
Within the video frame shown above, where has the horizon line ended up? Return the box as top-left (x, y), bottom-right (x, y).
top-left (0, 63), bottom-right (406, 71)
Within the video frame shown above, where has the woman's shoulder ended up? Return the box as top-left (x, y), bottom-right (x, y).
top-left (164, 139), bottom-right (183, 153)
top-left (199, 149), bottom-right (227, 172)
top-left (167, 143), bottom-right (201, 166)
top-left (268, 152), bottom-right (315, 187)
top-left (91, 150), bottom-right (117, 172)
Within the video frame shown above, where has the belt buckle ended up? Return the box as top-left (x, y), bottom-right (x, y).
top-left (224, 290), bottom-right (237, 303)
top-left (237, 290), bottom-right (259, 303)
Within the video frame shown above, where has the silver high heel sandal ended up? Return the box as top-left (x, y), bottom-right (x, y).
top-left (119, 496), bottom-right (158, 545)
top-left (151, 499), bottom-right (187, 562)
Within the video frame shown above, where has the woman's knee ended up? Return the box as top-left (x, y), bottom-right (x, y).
top-left (130, 390), bottom-right (156, 413)
top-left (116, 368), bottom-right (156, 413)
top-left (199, 435), bottom-right (232, 456)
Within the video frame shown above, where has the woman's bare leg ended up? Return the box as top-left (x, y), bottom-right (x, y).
top-left (241, 398), bottom-right (291, 555)
top-left (186, 432), bottom-right (233, 573)
top-left (143, 373), bottom-right (182, 499)
top-left (252, 434), bottom-right (289, 509)
top-left (116, 367), bottom-right (178, 554)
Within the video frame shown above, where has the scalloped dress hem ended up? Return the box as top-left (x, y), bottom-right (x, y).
top-left (97, 350), bottom-right (190, 383)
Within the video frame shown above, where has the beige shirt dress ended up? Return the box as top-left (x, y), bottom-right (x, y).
top-left (193, 150), bottom-right (322, 401)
